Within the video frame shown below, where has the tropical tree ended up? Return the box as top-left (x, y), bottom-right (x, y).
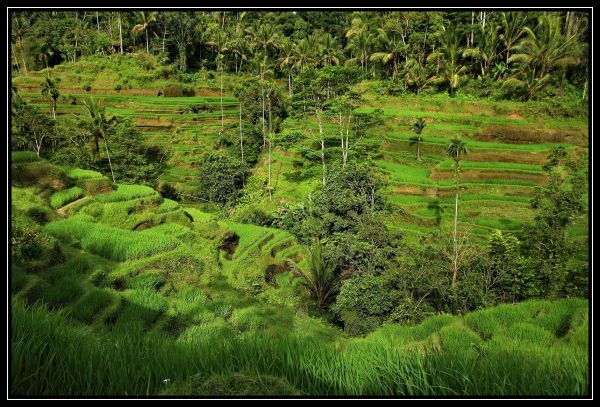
top-left (370, 28), bottom-right (403, 80)
top-left (509, 13), bottom-right (580, 80)
top-left (463, 20), bottom-right (500, 78)
top-left (293, 37), bottom-right (316, 72)
top-left (41, 77), bottom-right (60, 119)
top-left (446, 136), bottom-right (468, 287)
top-left (427, 23), bottom-right (467, 96)
top-left (246, 21), bottom-right (279, 61)
top-left (131, 11), bottom-right (158, 53)
top-left (409, 117), bottom-right (426, 162)
top-left (345, 29), bottom-right (374, 72)
top-left (403, 57), bottom-right (430, 94)
top-left (167, 12), bottom-right (195, 72)
top-left (207, 27), bottom-right (229, 132)
top-left (12, 13), bottom-right (31, 75)
top-left (81, 97), bottom-right (115, 183)
top-left (316, 31), bottom-right (342, 67)
top-left (499, 11), bottom-right (528, 64)
top-left (277, 37), bottom-right (297, 96)
top-left (288, 239), bottom-right (339, 310)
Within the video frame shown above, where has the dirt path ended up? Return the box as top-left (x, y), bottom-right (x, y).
top-left (57, 196), bottom-right (90, 218)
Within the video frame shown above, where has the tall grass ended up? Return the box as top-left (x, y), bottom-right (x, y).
top-left (94, 184), bottom-right (158, 203)
top-left (11, 298), bottom-right (588, 396)
top-left (11, 151), bottom-right (41, 164)
top-left (44, 219), bottom-right (179, 261)
top-left (50, 187), bottom-right (85, 209)
top-left (63, 167), bottom-right (105, 180)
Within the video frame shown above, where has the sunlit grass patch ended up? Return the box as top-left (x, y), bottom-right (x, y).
top-left (44, 219), bottom-right (180, 261)
top-left (94, 184), bottom-right (158, 203)
top-left (50, 187), bottom-right (85, 209)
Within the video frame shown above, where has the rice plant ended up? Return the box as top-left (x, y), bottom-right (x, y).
top-left (50, 187), bottom-right (85, 209)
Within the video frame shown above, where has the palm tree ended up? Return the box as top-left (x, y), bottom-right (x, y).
top-left (403, 57), bottom-right (430, 95)
top-left (427, 23), bottom-right (467, 97)
top-left (462, 21), bottom-right (500, 78)
top-left (447, 137), bottom-right (468, 288)
top-left (370, 28), bottom-right (403, 79)
top-left (509, 13), bottom-right (580, 80)
top-left (246, 21), bottom-right (279, 60)
top-left (409, 118), bottom-right (426, 162)
top-left (81, 98), bottom-right (115, 183)
top-left (499, 11), bottom-right (528, 64)
top-left (316, 31), bottom-right (341, 67)
top-left (293, 38), bottom-right (316, 72)
top-left (41, 77), bottom-right (60, 119)
top-left (346, 29), bottom-right (374, 72)
top-left (207, 28), bottom-right (229, 132)
top-left (345, 14), bottom-right (377, 73)
top-left (131, 11), bottom-right (158, 53)
top-left (288, 239), bottom-right (338, 310)
top-left (12, 14), bottom-right (30, 75)
top-left (277, 37), bottom-right (297, 96)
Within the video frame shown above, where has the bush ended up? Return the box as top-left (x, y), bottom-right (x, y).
top-left (230, 204), bottom-right (272, 227)
top-left (11, 214), bottom-right (62, 268)
top-left (50, 187), bottom-right (85, 209)
top-left (163, 84), bottom-right (195, 97)
top-left (198, 151), bottom-right (247, 205)
top-left (157, 181), bottom-right (178, 200)
top-left (331, 274), bottom-right (399, 336)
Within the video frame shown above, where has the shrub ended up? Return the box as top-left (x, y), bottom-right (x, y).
top-left (11, 214), bottom-right (62, 269)
top-left (163, 84), bottom-right (195, 97)
top-left (230, 204), bottom-right (272, 227)
top-left (50, 187), bottom-right (85, 209)
top-left (157, 181), bottom-right (178, 200)
top-left (331, 274), bottom-right (399, 336)
top-left (76, 178), bottom-right (113, 195)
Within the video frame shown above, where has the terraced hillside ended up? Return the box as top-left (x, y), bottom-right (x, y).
top-left (10, 154), bottom-right (589, 396)
top-left (14, 55), bottom-right (588, 247)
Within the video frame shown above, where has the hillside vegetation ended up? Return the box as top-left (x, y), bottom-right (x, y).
top-left (10, 10), bottom-right (589, 397)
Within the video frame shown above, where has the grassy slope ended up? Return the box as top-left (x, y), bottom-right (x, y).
top-left (10, 158), bottom-right (589, 396)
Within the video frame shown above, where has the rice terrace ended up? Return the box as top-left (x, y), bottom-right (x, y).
top-left (8, 8), bottom-right (591, 398)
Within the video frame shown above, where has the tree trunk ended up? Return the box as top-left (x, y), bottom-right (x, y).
top-left (451, 164), bottom-right (459, 288)
top-left (12, 45), bottom-right (20, 74)
top-left (118, 14), bottom-right (123, 54)
top-left (268, 97), bottom-right (273, 201)
top-left (261, 87), bottom-right (266, 147)
top-left (20, 39), bottom-right (28, 75)
top-left (96, 12), bottom-right (100, 31)
top-left (146, 29), bottom-right (149, 53)
top-left (288, 72), bottom-right (292, 97)
top-left (220, 68), bottom-right (224, 131)
top-left (416, 141), bottom-right (421, 162)
top-left (103, 136), bottom-right (116, 183)
top-left (316, 108), bottom-right (325, 186)
top-left (239, 102), bottom-right (244, 163)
